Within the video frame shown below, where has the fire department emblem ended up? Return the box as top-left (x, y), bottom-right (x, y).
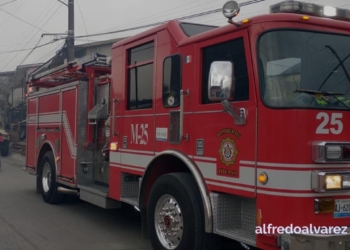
top-left (218, 137), bottom-right (238, 167)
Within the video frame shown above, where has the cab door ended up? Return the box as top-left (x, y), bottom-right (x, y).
top-left (154, 31), bottom-right (194, 156)
top-left (192, 29), bottom-right (257, 198)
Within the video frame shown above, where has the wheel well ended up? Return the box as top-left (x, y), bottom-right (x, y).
top-left (138, 151), bottom-right (212, 236)
top-left (139, 154), bottom-right (190, 210)
top-left (35, 143), bottom-right (54, 194)
top-left (37, 143), bottom-right (53, 174)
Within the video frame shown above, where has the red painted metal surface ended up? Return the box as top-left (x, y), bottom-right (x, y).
top-left (26, 11), bottom-right (350, 249)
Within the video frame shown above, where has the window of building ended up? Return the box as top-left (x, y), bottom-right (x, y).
top-left (127, 41), bottom-right (154, 110)
top-left (202, 37), bottom-right (249, 104)
top-left (162, 54), bottom-right (181, 107)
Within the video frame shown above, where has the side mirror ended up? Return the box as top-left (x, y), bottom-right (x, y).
top-left (208, 61), bottom-right (234, 101)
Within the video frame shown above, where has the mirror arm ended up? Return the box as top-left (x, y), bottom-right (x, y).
top-left (221, 100), bottom-right (246, 125)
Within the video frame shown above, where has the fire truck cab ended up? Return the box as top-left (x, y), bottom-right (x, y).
top-left (26, 1), bottom-right (350, 250)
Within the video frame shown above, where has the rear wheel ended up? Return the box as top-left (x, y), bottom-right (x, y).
top-left (147, 173), bottom-right (221, 250)
top-left (39, 151), bottom-right (64, 204)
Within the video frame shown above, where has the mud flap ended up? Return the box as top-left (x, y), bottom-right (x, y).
top-left (141, 208), bottom-right (149, 239)
top-left (36, 175), bottom-right (42, 194)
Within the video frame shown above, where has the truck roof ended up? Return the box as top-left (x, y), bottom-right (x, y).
top-left (112, 12), bottom-right (350, 49)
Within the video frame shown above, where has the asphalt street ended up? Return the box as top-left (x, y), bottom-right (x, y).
top-left (0, 151), bottom-right (252, 250)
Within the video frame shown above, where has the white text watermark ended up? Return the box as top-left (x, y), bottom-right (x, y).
top-left (256, 224), bottom-right (349, 235)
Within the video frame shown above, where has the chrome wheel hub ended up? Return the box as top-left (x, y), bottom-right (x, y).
top-left (154, 194), bottom-right (183, 249)
top-left (42, 162), bottom-right (51, 193)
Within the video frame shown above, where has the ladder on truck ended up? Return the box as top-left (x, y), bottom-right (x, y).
top-left (28, 53), bottom-right (111, 88)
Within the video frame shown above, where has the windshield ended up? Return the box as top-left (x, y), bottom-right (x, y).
top-left (258, 30), bottom-right (350, 109)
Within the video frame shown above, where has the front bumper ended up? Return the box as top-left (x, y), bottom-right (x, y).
top-left (282, 233), bottom-right (350, 250)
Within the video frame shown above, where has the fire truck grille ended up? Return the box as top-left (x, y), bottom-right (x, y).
top-left (169, 111), bottom-right (180, 144)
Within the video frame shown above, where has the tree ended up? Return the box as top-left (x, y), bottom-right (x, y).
top-left (0, 75), bottom-right (14, 123)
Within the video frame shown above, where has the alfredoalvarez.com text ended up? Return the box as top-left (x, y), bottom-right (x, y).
top-left (256, 224), bottom-right (349, 235)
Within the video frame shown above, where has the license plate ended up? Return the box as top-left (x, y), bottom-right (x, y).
top-left (334, 199), bottom-right (350, 218)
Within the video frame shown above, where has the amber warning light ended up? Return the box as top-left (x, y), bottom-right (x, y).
top-left (110, 142), bottom-right (118, 151)
top-left (258, 173), bottom-right (268, 185)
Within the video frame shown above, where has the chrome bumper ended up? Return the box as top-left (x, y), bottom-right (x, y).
top-left (282, 234), bottom-right (350, 250)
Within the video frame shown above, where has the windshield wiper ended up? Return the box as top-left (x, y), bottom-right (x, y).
top-left (317, 48), bottom-right (350, 91)
top-left (295, 88), bottom-right (350, 110)
top-left (295, 88), bottom-right (344, 96)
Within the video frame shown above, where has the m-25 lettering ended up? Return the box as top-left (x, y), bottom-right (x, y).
top-left (316, 112), bottom-right (343, 135)
top-left (131, 124), bottom-right (148, 145)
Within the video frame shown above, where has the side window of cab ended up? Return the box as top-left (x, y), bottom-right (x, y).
top-left (201, 37), bottom-right (249, 104)
top-left (162, 54), bottom-right (182, 108)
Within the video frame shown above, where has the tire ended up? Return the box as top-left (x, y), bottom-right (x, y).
top-left (39, 151), bottom-right (64, 204)
top-left (147, 173), bottom-right (222, 250)
top-left (1, 141), bottom-right (9, 156)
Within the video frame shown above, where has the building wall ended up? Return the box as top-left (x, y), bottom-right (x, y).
top-left (9, 87), bottom-right (23, 107)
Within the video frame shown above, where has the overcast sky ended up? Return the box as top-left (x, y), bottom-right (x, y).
top-left (0, 0), bottom-right (348, 72)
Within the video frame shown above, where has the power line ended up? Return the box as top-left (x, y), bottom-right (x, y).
top-left (194, 7), bottom-right (267, 25)
top-left (73, 0), bottom-right (265, 39)
top-left (0, 6), bottom-right (47, 33)
top-left (6, 41), bottom-right (66, 93)
top-left (0, 0), bottom-right (264, 56)
top-left (15, 37), bottom-right (43, 67)
top-left (0, 41), bottom-right (57, 54)
top-left (108, 0), bottom-right (259, 33)
top-left (0, 41), bottom-right (38, 48)
top-left (0, 4), bottom-right (62, 71)
top-left (21, 4), bottom-right (63, 57)
top-left (0, 0), bottom-right (17, 7)
top-left (76, 0), bottom-right (90, 43)
top-left (102, 0), bottom-right (203, 33)
top-left (33, 40), bottom-right (66, 64)
top-left (0, 1), bottom-right (23, 27)
top-left (0, 38), bottom-right (43, 88)
top-left (0, 1), bottom-right (57, 64)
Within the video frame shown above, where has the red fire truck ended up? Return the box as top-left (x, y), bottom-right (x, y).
top-left (25, 1), bottom-right (350, 249)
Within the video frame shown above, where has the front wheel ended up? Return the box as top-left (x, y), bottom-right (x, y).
top-left (39, 151), bottom-right (63, 204)
top-left (147, 173), bottom-right (221, 250)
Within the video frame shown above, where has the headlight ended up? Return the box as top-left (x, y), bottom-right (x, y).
top-left (325, 174), bottom-right (341, 189)
top-left (326, 145), bottom-right (342, 159)
top-left (312, 171), bottom-right (350, 192)
top-left (342, 175), bottom-right (350, 189)
top-left (312, 142), bottom-right (350, 163)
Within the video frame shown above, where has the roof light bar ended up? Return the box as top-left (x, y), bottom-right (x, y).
top-left (270, 1), bottom-right (350, 22)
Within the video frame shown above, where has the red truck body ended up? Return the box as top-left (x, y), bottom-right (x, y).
top-left (25, 1), bottom-right (350, 249)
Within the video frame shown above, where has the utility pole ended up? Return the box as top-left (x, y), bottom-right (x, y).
top-left (43, 0), bottom-right (75, 62)
top-left (67, 0), bottom-right (75, 62)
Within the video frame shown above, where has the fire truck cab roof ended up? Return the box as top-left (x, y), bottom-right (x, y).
top-left (112, 0), bottom-right (350, 51)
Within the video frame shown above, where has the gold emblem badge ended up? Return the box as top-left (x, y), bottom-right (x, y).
top-left (218, 137), bottom-right (238, 167)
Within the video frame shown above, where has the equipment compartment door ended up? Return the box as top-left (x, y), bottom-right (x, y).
top-left (60, 88), bottom-right (77, 179)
